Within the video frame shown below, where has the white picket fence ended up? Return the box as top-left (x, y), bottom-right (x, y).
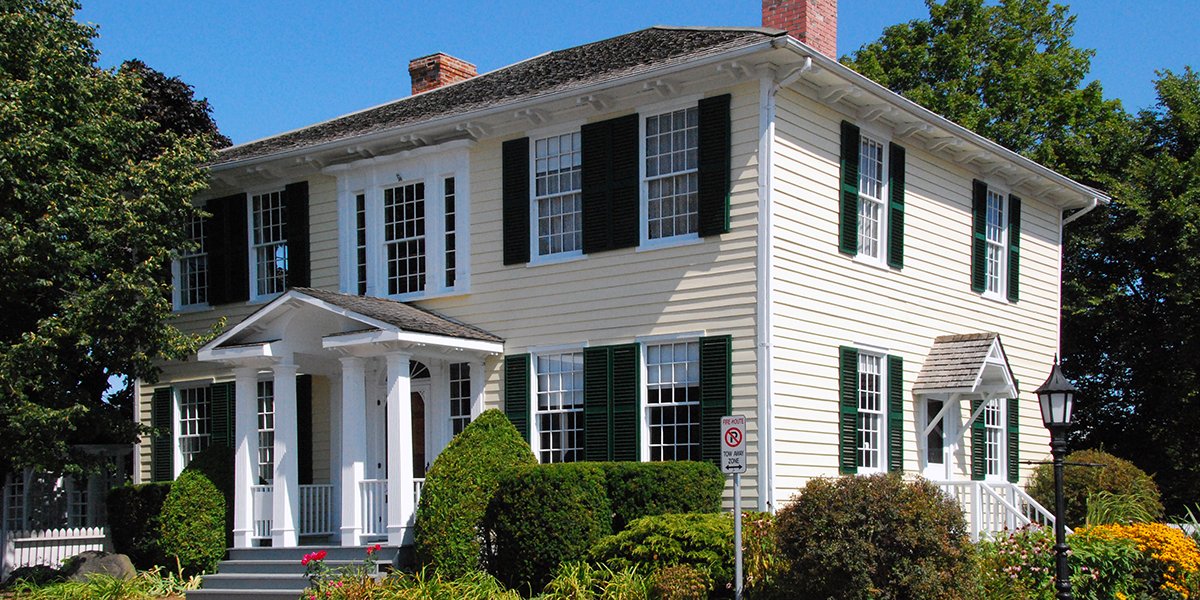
top-left (1, 527), bottom-right (110, 579)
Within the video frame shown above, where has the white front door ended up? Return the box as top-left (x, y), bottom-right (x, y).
top-left (922, 398), bottom-right (952, 480)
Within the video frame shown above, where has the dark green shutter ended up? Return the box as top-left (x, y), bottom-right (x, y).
top-left (502, 138), bottom-right (531, 265)
top-left (838, 346), bottom-right (859, 474)
top-left (1007, 195), bottom-right (1021, 303)
top-left (151, 387), bottom-right (174, 482)
top-left (209, 382), bottom-right (236, 449)
top-left (971, 398), bottom-right (986, 481)
top-left (581, 114), bottom-right (639, 253)
top-left (583, 347), bottom-right (612, 461)
top-left (839, 121), bottom-right (860, 255)
top-left (610, 344), bottom-right (640, 462)
top-left (503, 354), bottom-right (531, 442)
top-left (205, 192), bottom-right (249, 304)
top-left (284, 181), bottom-right (310, 288)
top-left (886, 355), bottom-right (904, 473)
top-left (697, 94), bottom-right (731, 237)
top-left (583, 344), bottom-right (640, 461)
top-left (297, 375), bottom-right (313, 485)
top-left (699, 335), bottom-right (732, 464)
top-left (887, 143), bottom-right (906, 269)
top-left (971, 180), bottom-right (988, 293)
top-left (1007, 396), bottom-right (1020, 483)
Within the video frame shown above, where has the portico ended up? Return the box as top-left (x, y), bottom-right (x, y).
top-left (196, 288), bottom-right (502, 548)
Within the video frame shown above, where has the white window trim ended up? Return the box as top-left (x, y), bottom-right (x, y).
top-left (247, 185), bottom-right (288, 304)
top-left (528, 123), bottom-right (585, 266)
top-left (981, 181), bottom-right (1010, 303)
top-left (255, 378), bottom-right (275, 485)
top-left (172, 211), bottom-right (211, 313)
top-left (638, 95), bottom-right (704, 251)
top-left (853, 127), bottom-right (891, 268)
top-left (330, 143), bottom-right (471, 300)
top-left (638, 334), bottom-right (704, 462)
top-left (529, 346), bottom-right (587, 464)
top-left (856, 350), bottom-right (887, 475)
top-left (173, 381), bottom-right (213, 478)
top-left (983, 397), bottom-right (1008, 482)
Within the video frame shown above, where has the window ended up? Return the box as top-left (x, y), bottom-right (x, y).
top-left (644, 107), bottom-right (699, 241)
top-left (444, 178), bottom-right (458, 286)
top-left (534, 352), bottom-right (584, 463)
top-left (178, 387), bottom-right (211, 468)
top-left (985, 190), bottom-right (1006, 296)
top-left (533, 133), bottom-right (583, 257)
top-left (925, 399), bottom-right (945, 468)
top-left (66, 478), bottom-right (88, 527)
top-left (4, 474), bottom-right (24, 531)
top-left (257, 381), bottom-right (275, 484)
top-left (384, 182), bottom-right (426, 295)
top-left (857, 136), bottom-right (887, 261)
top-left (984, 398), bottom-right (1003, 478)
top-left (177, 214), bottom-right (208, 307)
top-left (251, 190), bottom-right (288, 298)
top-left (449, 362), bottom-right (471, 436)
top-left (839, 346), bottom-right (903, 475)
top-left (355, 193), bottom-right (367, 295)
top-left (645, 341), bottom-right (701, 461)
top-left (857, 352), bottom-right (885, 472)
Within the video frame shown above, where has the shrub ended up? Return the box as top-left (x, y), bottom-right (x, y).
top-left (413, 409), bottom-right (536, 578)
top-left (106, 482), bottom-right (172, 569)
top-left (1080, 522), bottom-right (1200, 598)
top-left (599, 462), bottom-right (724, 532)
top-left (591, 512), bottom-right (731, 590)
top-left (183, 444), bottom-right (234, 547)
top-left (158, 469), bottom-right (226, 575)
top-left (1085, 489), bottom-right (1160, 526)
top-left (377, 568), bottom-right (522, 600)
top-left (774, 474), bottom-right (976, 600)
top-left (539, 562), bottom-right (651, 600)
top-left (485, 462), bottom-right (612, 593)
top-left (650, 564), bottom-right (709, 600)
top-left (1027, 449), bottom-right (1163, 528)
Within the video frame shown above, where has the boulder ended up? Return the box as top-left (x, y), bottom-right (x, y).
top-left (60, 550), bottom-right (136, 581)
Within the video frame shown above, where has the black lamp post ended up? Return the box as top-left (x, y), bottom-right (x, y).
top-left (1035, 356), bottom-right (1078, 600)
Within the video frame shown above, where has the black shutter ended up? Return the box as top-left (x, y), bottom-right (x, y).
top-left (205, 193), bottom-right (249, 304)
top-left (697, 94), bottom-right (732, 237)
top-left (583, 346), bottom-right (612, 461)
top-left (971, 398), bottom-right (986, 481)
top-left (610, 344), bottom-right (640, 462)
top-left (502, 138), bottom-right (531, 265)
top-left (297, 375), bottom-right (313, 485)
top-left (887, 355), bottom-right (904, 473)
top-left (151, 387), bottom-right (174, 482)
top-left (699, 336), bottom-right (732, 464)
top-left (971, 180), bottom-right (988, 293)
top-left (839, 121), bottom-right (860, 255)
top-left (1007, 396), bottom-right (1020, 483)
top-left (503, 354), bottom-right (531, 442)
top-left (284, 181), bottom-right (310, 288)
top-left (1007, 195), bottom-right (1021, 303)
top-left (887, 143), bottom-right (906, 269)
top-left (209, 382), bottom-right (235, 449)
top-left (582, 114), bottom-right (640, 253)
top-left (838, 346), bottom-right (859, 475)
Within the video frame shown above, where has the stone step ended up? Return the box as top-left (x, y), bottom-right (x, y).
top-left (215, 559), bottom-right (362, 575)
top-left (225, 545), bottom-right (388, 562)
top-left (187, 589), bottom-right (300, 600)
top-left (199, 573), bottom-right (308, 591)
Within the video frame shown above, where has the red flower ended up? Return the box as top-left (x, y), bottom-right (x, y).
top-left (314, 550), bottom-right (327, 561)
top-left (368, 543), bottom-right (382, 554)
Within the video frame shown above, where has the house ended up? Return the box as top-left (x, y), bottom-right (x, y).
top-left (136, 0), bottom-right (1107, 553)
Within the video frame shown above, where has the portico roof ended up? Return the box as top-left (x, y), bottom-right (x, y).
top-left (913, 332), bottom-right (1017, 398)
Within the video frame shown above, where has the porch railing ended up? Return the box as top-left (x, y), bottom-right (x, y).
top-left (250, 485), bottom-right (273, 540)
top-left (299, 484), bottom-right (335, 536)
top-left (360, 479), bottom-right (387, 538)
top-left (933, 480), bottom-right (1064, 541)
top-left (414, 478), bottom-right (424, 506)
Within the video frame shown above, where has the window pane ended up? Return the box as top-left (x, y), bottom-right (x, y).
top-left (535, 352), bottom-right (584, 463)
top-left (252, 191), bottom-right (287, 296)
top-left (645, 108), bottom-right (699, 240)
top-left (646, 341), bottom-right (700, 461)
top-left (534, 132), bottom-right (583, 256)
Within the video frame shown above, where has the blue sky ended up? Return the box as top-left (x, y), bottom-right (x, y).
top-left (76, 1), bottom-right (1198, 146)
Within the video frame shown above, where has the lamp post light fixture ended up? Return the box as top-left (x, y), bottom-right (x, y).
top-left (1036, 356), bottom-right (1079, 600)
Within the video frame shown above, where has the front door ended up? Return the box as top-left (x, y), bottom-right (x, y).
top-left (922, 398), bottom-right (951, 480)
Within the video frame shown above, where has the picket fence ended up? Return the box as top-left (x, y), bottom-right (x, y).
top-left (1, 526), bottom-right (110, 579)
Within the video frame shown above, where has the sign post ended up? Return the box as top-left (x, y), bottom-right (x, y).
top-left (721, 415), bottom-right (747, 600)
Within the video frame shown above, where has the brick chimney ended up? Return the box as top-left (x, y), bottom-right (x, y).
top-left (762, 0), bottom-right (837, 57)
top-left (408, 53), bottom-right (477, 95)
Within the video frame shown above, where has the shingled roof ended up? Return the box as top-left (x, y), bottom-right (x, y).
top-left (213, 26), bottom-right (781, 167)
top-left (914, 333), bottom-right (1009, 392)
top-left (293, 287), bottom-right (503, 343)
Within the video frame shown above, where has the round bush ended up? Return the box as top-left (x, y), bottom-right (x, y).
top-left (651, 564), bottom-right (710, 600)
top-left (413, 409), bottom-right (536, 578)
top-left (600, 461), bottom-right (724, 532)
top-left (1027, 449), bottom-right (1164, 528)
top-left (485, 462), bottom-right (612, 593)
top-left (590, 512), bottom-right (732, 589)
top-left (158, 469), bottom-right (225, 575)
top-left (774, 474), bottom-right (976, 600)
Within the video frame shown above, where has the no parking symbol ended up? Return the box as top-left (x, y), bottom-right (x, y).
top-left (720, 415), bottom-right (746, 474)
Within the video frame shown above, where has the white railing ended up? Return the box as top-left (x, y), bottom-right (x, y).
top-left (414, 478), bottom-right (424, 506)
top-left (360, 480), bottom-right (388, 538)
top-left (250, 485), bottom-right (273, 540)
top-left (933, 480), bottom-right (1064, 541)
top-left (299, 484), bottom-right (335, 536)
top-left (3, 527), bottom-right (109, 578)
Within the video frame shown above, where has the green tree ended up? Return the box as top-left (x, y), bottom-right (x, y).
top-left (1063, 68), bottom-right (1200, 513)
top-left (0, 0), bottom-right (216, 478)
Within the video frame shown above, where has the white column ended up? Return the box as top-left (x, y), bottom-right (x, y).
top-left (271, 362), bottom-right (300, 547)
top-left (339, 356), bottom-right (367, 547)
top-left (469, 360), bottom-right (485, 419)
top-left (232, 367), bottom-right (258, 548)
top-left (385, 352), bottom-right (413, 546)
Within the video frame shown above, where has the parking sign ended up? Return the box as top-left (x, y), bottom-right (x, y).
top-left (721, 415), bottom-right (746, 474)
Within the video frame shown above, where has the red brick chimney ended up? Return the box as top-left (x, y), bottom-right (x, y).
top-left (762, 0), bottom-right (837, 57)
top-left (408, 53), bottom-right (477, 95)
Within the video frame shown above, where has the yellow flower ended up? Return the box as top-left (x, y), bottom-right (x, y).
top-left (1078, 522), bottom-right (1200, 597)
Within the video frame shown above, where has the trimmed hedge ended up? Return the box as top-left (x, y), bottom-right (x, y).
top-left (106, 482), bottom-right (172, 569)
top-left (413, 409), bottom-right (536, 578)
top-left (158, 469), bottom-right (226, 575)
top-left (1027, 448), bottom-right (1163, 528)
top-left (775, 474), bottom-right (976, 600)
top-left (183, 444), bottom-right (235, 548)
top-left (599, 461), bottom-right (723, 532)
top-left (485, 462), bottom-right (612, 593)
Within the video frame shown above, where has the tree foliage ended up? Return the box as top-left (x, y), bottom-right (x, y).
top-left (0, 0), bottom-right (218, 477)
